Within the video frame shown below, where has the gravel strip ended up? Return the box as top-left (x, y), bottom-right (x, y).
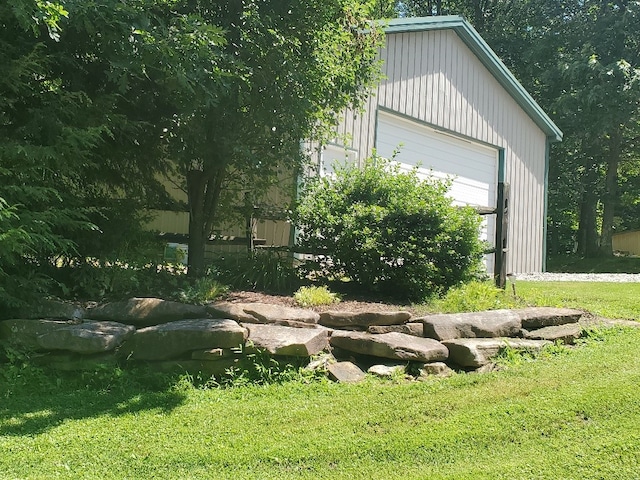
top-left (514, 273), bottom-right (640, 282)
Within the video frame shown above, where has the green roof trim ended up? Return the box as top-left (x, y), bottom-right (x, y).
top-left (384, 16), bottom-right (563, 142)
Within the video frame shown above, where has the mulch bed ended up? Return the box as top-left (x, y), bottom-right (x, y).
top-left (223, 290), bottom-right (421, 315)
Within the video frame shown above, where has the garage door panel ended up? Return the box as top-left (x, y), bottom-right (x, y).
top-left (376, 111), bottom-right (498, 272)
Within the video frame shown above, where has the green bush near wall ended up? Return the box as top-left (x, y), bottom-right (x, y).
top-left (295, 155), bottom-right (485, 301)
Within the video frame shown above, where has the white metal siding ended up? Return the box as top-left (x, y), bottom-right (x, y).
top-left (334, 29), bottom-right (549, 273)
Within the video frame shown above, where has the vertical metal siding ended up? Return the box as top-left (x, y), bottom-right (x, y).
top-left (335, 30), bottom-right (549, 273)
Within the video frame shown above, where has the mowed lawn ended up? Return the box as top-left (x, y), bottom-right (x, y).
top-left (1, 282), bottom-right (639, 479)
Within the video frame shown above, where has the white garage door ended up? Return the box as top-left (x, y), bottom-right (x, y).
top-left (376, 111), bottom-right (499, 271)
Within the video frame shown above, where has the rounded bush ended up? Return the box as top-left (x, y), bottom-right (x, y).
top-left (295, 155), bottom-right (485, 301)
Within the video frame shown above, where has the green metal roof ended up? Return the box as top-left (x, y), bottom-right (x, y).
top-left (384, 16), bottom-right (563, 142)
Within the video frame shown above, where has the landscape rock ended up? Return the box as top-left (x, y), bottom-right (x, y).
top-left (524, 323), bottom-right (583, 344)
top-left (367, 363), bottom-right (406, 378)
top-left (367, 323), bottom-right (423, 336)
top-left (120, 319), bottom-right (247, 361)
top-left (86, 298), bottom-right (207, 326)
top-left (415, 362), bottom-right (455, 378)
top-left (0, 319), bottom-right (73, 351)
top-left (516, 307), bottom-right (583, 329)
top-left (241, 303), bottom-right (320, 325)
top-left (330, 331), bottom-right (449, 363)
top-left (205, 302), bottom-right (258, 323)
top-left (420, 310), bottom-right (522, 341)
top-left (443, 338), bottom-right (552, 368)
top-left (18, 299), bottom-right (84, 321)
top-left (319, 311), bottom-right (411, 329)
top-left (36, 321), bottom-right (135, 355)
top-left (243, 323), bottom-right (329, 357)
top-left (327, 361), bottom-right (366, 383)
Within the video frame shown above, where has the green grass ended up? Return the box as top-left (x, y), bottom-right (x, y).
top-left (2, 281), bottom-right (640, 478)
top-left (2, 328), bottom-right (640, 479)
top-left (515, 281), bottom-right (640, 320)
top-left (547, 255), bottom-right (640, 273)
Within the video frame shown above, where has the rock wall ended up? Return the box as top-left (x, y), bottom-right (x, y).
top-left (0, 298), bottom-right (586, 382)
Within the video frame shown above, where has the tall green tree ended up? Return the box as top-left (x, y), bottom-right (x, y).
top-left (147, 1), bottom-right (384, 276)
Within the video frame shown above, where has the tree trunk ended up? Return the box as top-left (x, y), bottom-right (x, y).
top-left (576, 167), bottom-right (600, 257)
top-left (187, 169), bottom-right (207, 278)
top-left (599, 129), bottom-right (622, 256)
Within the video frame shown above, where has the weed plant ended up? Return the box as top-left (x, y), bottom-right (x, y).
top-left (176, 276), bottom-right (229, 304)
top-left (293, 285), bottom-right (341, 307)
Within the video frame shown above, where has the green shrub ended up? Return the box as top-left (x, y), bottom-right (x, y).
top-left (177, 277), bottom-right (229, 304)
top-left (295, 155), bottom-right (485, 301)
top-left (426, 281), bottom-right (525, 313)
top-left (210, 250), bottom-right (299, 294)
top-left (294, 285), bottom-right (341, 307)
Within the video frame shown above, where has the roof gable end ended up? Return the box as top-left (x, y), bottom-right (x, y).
top-left (384, 16), bottom-right (562, 142)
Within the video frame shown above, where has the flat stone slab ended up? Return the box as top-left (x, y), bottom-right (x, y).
top-left (205, 302), bottom-right (258, 323)
top-left (327, 361), bottom-right (366, 383)
top-left (319, 311), bottom-right (411, 329)
top-left (242, 323), bottom-right (329, 357)
top-left (516, 307), bottom-right (583, 329)
top-left (237, 303), bottom-right (320, 325)
top-left (420, 309), bottom-right (522, 341)
top-left (330, 331), bottom-right (448, 363)
top-left (36, 321), bottom-right (135, 355)
top-left (367, 323), bottom-right (423, 337)
top-left (443, 338), bottom-right (552, 368)
top-left (120, 319), bottom-right (247, 361)
top-left (0, 319), bottom-right (75, 351)
top-left (524, 323), bottom-right (583, 344)
top-left (86, 298), bottom-right (207, 326)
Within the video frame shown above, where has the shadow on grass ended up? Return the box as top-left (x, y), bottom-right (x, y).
top-left (0, 365), bottom-right (188, 437)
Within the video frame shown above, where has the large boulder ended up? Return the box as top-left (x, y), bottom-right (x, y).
top-left (86, 298), bottom-right (207, 326)
top-left (17, 299), bottom-right (85, 321)
top-left (120, 319), bottom-right (248, 361)
top-left (330, 331), bottom-right (448, 363)
top-left (0, 319), bottom-right (73, 351)
top-left (243, 323), bottom-right (329, 357)
top-left (516, 307), bottom-right (583, 329)
top-left (327, 361), bottom-right (366, 383)
top-left (36, 321), bottom-right (135, 355)
top-left (523, 323), bottom-right (583, 344)
top-left (420, 310), bottom-right (522, 341)
top-left (319, 311), bottom-right (411, 329)
top-left (443, 338), bottom-right (551, 368)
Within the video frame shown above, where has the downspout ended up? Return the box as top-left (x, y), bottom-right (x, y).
top-left (542, 138), bottom-right (551, 272)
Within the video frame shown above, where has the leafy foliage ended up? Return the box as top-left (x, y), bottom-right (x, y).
top-left (293, 285), bottom-right (341, 307)
top-left (295, 155), bottom-right (485, 301)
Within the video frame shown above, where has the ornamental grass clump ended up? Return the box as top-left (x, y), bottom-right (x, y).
top-left (295, 155), bottom-right (485, 301)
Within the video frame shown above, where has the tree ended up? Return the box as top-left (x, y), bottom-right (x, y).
top-left (147, 1), bottom-right (384, 277)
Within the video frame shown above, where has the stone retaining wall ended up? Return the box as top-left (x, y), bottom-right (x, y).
top-left (0, 298), bottom-right (588, 382)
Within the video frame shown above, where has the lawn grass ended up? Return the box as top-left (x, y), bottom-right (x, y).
top-left (2, 327), bottom-right (640, 479)
top-left (515, 281), bottom-right (640, 320)
top-left (547, 255), bottom-right (640, 273)
top-left (2, 281), bottom-right (640, 479)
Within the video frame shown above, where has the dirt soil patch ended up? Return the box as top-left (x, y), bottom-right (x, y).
top-left (223, 290), bottom-right (421, 315)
